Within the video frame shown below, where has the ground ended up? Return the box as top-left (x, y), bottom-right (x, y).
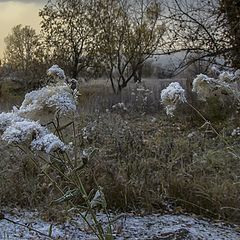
top-left (1, 209), bottom-right (240, 240)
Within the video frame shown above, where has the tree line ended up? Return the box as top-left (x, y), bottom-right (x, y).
top-left (0, 0), bottom-right (239, 93)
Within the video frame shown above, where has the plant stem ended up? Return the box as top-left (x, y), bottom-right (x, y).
top-left (186, 102), bottom-right (240, 160)
top-left (3, 217), bottom-right (54, 239)
top-left (16, 145), bottom-right (102, 239)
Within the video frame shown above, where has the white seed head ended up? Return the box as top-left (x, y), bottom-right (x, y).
top-left (161, 82), bottom-right (186, 116)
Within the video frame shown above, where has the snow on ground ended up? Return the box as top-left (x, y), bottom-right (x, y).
top-left (0, 209), bottom-right (240, 240)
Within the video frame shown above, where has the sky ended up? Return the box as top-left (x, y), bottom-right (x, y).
top-left (0, 0), bottom-right (46, 58)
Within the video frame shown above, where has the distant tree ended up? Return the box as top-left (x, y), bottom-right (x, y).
top-left (39, 0), bottom-right (96, 79)
top-left (3, 25), bottom-right (45, 88)
top-left (91, 0), bottom-right (165, 93)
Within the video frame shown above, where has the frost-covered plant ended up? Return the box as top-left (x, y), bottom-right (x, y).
top-left (131, 81), bottom-right (153, 112)
top-left (160, 70), bottom-right (240, 164)
top-left (210, 65), bottom-right (240, 82)
top-left (90, 187), bottom-right (106, 209)
top-left (160, 82), bottom-right (187, 116)
top-left (47, 64), bottom-right (66, 81)
top-left (0, 65), bottom-right (74, 152)
top-left (0, 65), bottom-right (72, 152)
top-left (112, 102), bottom-right (128, 112)
top-left (192, 74), bottom-right (216, 101)
top-left (0, 116), bottom-right (66, 154)
top-left (2, 120), bottom-right (47, 144)
top-left (17, 83), bottom-right (76, 124)
top-left (0, 111), bottom-right (24, 132)
top-left (31, 133), bottom-right (66, 153)
top-left (192, 73), bottom-right (240, 102)
top-left (45, 86), bottom-right (77, 116)
top-left (0, 65), bottom-right (112, 240)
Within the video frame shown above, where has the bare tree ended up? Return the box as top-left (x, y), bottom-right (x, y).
top-left (157, 0), bottom-right (240, 75)
top-left (159, 0), bottom-right (231, 74)
top-left (39, 0), bottom-right (96, 79)
top-left (91, 0), bottom-right (165, 93)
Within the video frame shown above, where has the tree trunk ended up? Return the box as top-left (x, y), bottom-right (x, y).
top-left (221, 0), bottom-right (240, 68)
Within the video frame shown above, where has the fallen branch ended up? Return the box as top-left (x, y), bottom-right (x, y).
top-left (0, 212), bottom-right (54, 240)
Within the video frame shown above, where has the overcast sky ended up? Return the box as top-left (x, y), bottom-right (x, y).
top-left (0, 0), bottom-right (45, 2)
top-left (0, 0), bottom-right (46, 58)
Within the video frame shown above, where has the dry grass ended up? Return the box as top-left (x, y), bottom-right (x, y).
top-left (0, 81), bottom-right (25, 111)
top-left (74, 112), bottom-right (240, 222)
top-left (0, 78), bottom-right (240, 224)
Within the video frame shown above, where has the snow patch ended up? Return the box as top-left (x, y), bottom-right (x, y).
top-left (0, 209), bottom-right (240, 240)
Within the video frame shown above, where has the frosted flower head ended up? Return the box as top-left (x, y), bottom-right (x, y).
top-left (19, 87), bottom-right (48, 115)
top-left (0, 117), bottom-right (66, 153)
top-left (0, 112), bottom-right (24, 132)
top-left (1, 120), bottom-right (47, 144)
top-left (46, 86), bottom-right (77, 116)
top-left (31, 133), bottom-right (66, 153)
top-left (161, 82), bottom-right (186, 116)
top-left (219, 71), bottom-right (235, 82)
top-left (18, 85), bottom-right (77, 123)
top-left (47, 65), bottom-right (66, 83)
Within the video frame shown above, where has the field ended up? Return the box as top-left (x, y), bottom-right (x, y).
top-left (0, 77), bottom-right (239, 229)
top-left (0, 0), bottom-right (239, 238)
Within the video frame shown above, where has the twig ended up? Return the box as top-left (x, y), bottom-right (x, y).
top-left (2, 215), bottom-right (54, 239)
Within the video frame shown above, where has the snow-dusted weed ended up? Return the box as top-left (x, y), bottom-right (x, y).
top-left (47, 64), bottom-right (66, 83)
top-left (130, 81), bottom-right (154, 112)
top-left (111, 102), bottom-right (128, 112)
top-left (192, 73), bottom-right (240, 102)
top-left (161, 69), bottom-right (240, 117)
top-left (160, 70), bottom-right (240, 167)
top-left (17, 84), bottom-right (76, 125)
top-left (1, 65), bottom-right (240, 232)
top-left (0, 65), bottom-right (113, 240)
top-left (160, 82), bottom-right (186, 116)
